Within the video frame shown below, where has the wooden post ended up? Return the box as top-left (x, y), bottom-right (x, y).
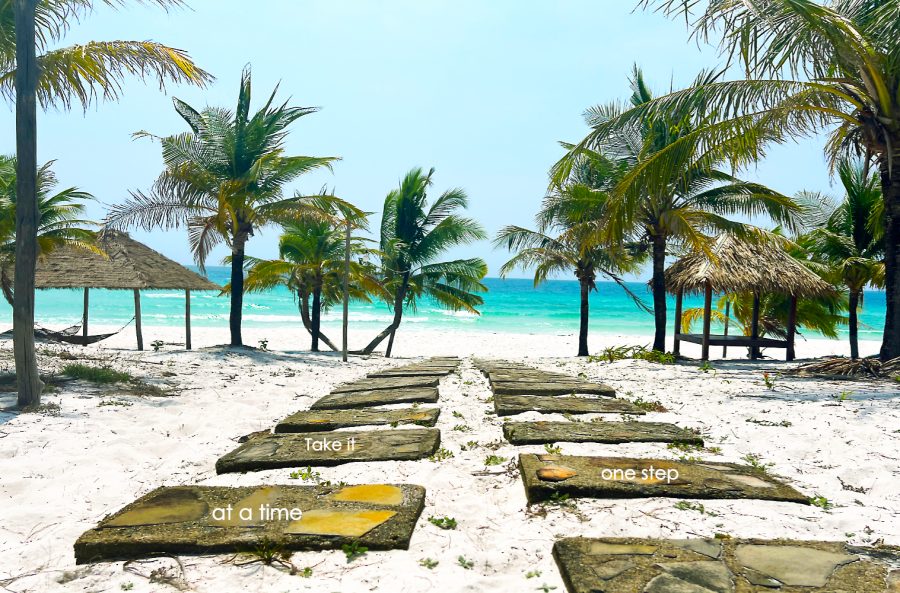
top-left (750, 292), bottom-right (761, 359)
top-left (82, 287), bottom-right (89, 339)
top-left (133, 289), bottom-right (143, 350)
top-left (342, 220), bottom-right (351, 363)
top-left (185, 289), bottom-right (192, 350)
top-left (673, 289), bottom-right (683, 356)
top-left (723, 300), bottom-right (730, 357)
top-left (701, 282), bottom-right (712, 361)
top-left (787, 295), bottom-right (797, 361)
top-left (13, 0), bottom-right (43, 407)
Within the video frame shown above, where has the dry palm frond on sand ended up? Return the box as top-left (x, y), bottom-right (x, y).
top-left (791, 357), bottom-right (900, 379)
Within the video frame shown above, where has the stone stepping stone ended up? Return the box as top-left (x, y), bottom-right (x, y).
top-left (275, 407), bottom-right (440, 432)
top-left (332, 376), bottom-right (439, 393)
top-left (368, 367), bottom-right (457, 378)
top-left (216, 428), bottom-right (441, 473)
top-left (310, 386), bottom-right (438, 410)
top-left (492, 380), bottom-right (616, 397)
top-left (74, 483), bottom-right (426, 563)
top-left (503, 421), bottom-right (702, 445)
top-left (519, 454), bottom-right (809, 504)
top-left (494, 394), bottom-right (645, 416)
top-left (553, 537), bottom-right (898, 593)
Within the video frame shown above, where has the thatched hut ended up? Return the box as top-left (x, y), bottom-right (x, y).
top-left (665, 234), bottom-right (835, 361)
top-left (30, 230), bottom-right (220, 349)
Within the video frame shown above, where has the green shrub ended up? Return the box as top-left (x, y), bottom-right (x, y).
top-left (62, 364), bottom-right (133, 384)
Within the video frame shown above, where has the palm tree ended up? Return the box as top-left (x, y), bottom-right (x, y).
top-left (105, 67), bottom-right (352, 347)
top-left (800, 160), bottom-right (884, 359)
top-left (0, 0), bottom-right (212, 109)
top-left (241, 219), bottom-right (382, 352)
top-left (0, 155), bottom-right (97, 302)
top-left (496, 150), bottom-right (647, 356)
top-left (557, 66), bottom-right (802, 353)
top-left (629, 0), bottom-right (900, 360)
top-left (4, 0), bottom-right (208, 407)
top-left (360, 167), bottom-right (488, 357)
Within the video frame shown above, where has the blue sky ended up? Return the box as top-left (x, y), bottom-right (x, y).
top-left (0, 0), bottom-right (835, 280)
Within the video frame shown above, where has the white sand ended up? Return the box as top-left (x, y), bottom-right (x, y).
top-left (1, 326), bottom-right (898, 592)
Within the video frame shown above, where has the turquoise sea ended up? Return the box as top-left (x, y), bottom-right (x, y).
top-left (0, 266), bottom-right (887, 341)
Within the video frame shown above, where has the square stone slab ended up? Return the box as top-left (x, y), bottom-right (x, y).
top-left (74, 484), bottom-right (425, 563)
top-left (553, 537), bottom-right (899, 593)
top-left (503, 421), bottom-right (702, 445)
top-left (519, 454), bottom-right (809, 504)
top-left (368, 367), bottom-right (456, 378)
top-left (310, 386), bottom-right (439, 410)
top-left (332, 376), bottom-right (439, 393)
top-left (216, 428), bottom-right (441, 473)
top-left (494, 394), bottom-right (645, 416)
top-left (275, 407), bottom-right (440, 433)
top-left (492, 380), bottom-right (616, 397)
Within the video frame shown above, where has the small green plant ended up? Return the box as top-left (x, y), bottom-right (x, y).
top-left (741, 453), bottom-right (774, 475)
top-left (457, 555), bottom-right (474, 569)
top-left (428, 447), bottom-right (454, 462)
top-left (452, 411), bottom-right (465, 419)
top-left (428, 516), bottom-right (457, 530)
top-left (589, 345), bottom-right (631, 363)
top-left (673, 501), bottom-right (718, 516)
top-left (537, 584), bottom-right (557, 592)
top-left (288, 466), bottom-right (321, 482)
top-left (234, 539), bottom-right (295, 571)
top-left (342, 541), bottom-right (368, 563)
top-left (120, 584), bottom-right (134, 591)
top-left (810, 495), bottom-right (833, 510)
top-left (419, 558), bottom-right (439, 569)
top-left (258, 338), bottom-right (269, 351)
top-left (525, 570), bottom-right (541, 579)
top-left (835, 390), bottom-right (853, 402)
top-left (762, 371), bottom-right (776, 390)
top-left (631, 346), bottom-right (675, 364)
top-left (452, 424), bottom-right (472, 432)
top-left (62, 363), bottom-right (133, 384)
top-left (484, 454), bottom-right (506, 466)
top-left (151, 339), bottom-right (164, 352)
top-left (543, 443), bottom-right (561, 455)
top-left (298, 566), bottom-right (313, 578)
top-left (631, 397), bottom-right (667, 412)
top-left (699, 360), bottom-right (714, 373)
top-left (547, 492), bottom-right (572, 507)
top-left (460, 440), bottom-right (479, 451)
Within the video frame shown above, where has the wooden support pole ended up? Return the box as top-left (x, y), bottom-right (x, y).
top-left (750, 292), bottom-right (761, 360)
top-left (133, 289), bottom-right (143, 350)
top-left (82, 287), bottom-right (89, 340)
top-left (342, 220), bottom-right (350, 363)
top-left (673, 289), bottom-right (683, 356)
top-left (787, 295), bottom-right (797, 362)
top-left (701, 282), bottom-right (712, 361)
top-left (723, 300), bottom-right (730, 357)
top-left (185, 289), bottom-right (192, 350)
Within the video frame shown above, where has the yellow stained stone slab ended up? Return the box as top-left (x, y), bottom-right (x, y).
top-left (588, 542), bottom-right (657, 556)
top-left (285, 509), bottom-right (396, 537)
top-left (330, 485), bottom-right (404, 506)
top-left (106, 490), bottom-right (208, 527)
top-left (210, 486), bottom-right (283, 527)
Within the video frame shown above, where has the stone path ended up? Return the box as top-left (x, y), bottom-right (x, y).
top-left (553, 537), bottom-right (900, 592)
top-left (76, 357), bottom-right (459, 564)
top-left (519, 453), bottom-right (809, 504)
top-left (503, 420), bottom-right (703, 446)
top-left (494, 393), bottom-right (645, 416)
top-left (74, 484), bottom-right (426, 563)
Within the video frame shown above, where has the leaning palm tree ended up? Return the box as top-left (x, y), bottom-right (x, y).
top-left (799, 160), bottom-right (884, 359)
top-left (627, 0), bottom-right (900, 359)
top-left (0, 155), bottom-right (97, 303)
top-left (496, 150), bottom-right (647, 356)
top-left (241, 219), bottom-right (382, 352)
top-left (360, 167), bottom-right (488, 357)
top-left (5, 0), bottom-right (209, 407)
top-left (0, 0), bottom-right (212, 109)
top-left (105, 67), bottom-right (351, 346)
top-left (557, 66), bottom-right (802, 352)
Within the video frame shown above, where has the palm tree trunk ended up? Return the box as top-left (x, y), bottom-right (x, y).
top-left (578, 279), bottom-right (590, 357)
top-left (361, 273), bottom-right (409, 356)
top-left (229, 236), bottom-right (246, 347)
top-left (311, 283), bottom-right (322, 352)
top-left (650, 232), bottom-right (667, 352)
top-left (880, 152), bottom-right (900, 361)
top-left (849, 289), bottom-right (860, 360)
top-left (14, 0), bottom-right (43, 408)
top-left (299, 292), bottom-right (338, 351)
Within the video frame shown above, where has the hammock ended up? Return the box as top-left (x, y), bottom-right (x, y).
top-left (0, 318), bottom-right (134, 345)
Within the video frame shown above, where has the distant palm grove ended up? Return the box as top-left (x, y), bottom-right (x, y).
top-left (5, 0), bottom-right (900, 407)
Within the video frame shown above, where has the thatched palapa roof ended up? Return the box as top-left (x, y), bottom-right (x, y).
top-left (32, 230), bottom-right (220, 291)
top-left (665, 234), bottom-right (834, 298)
